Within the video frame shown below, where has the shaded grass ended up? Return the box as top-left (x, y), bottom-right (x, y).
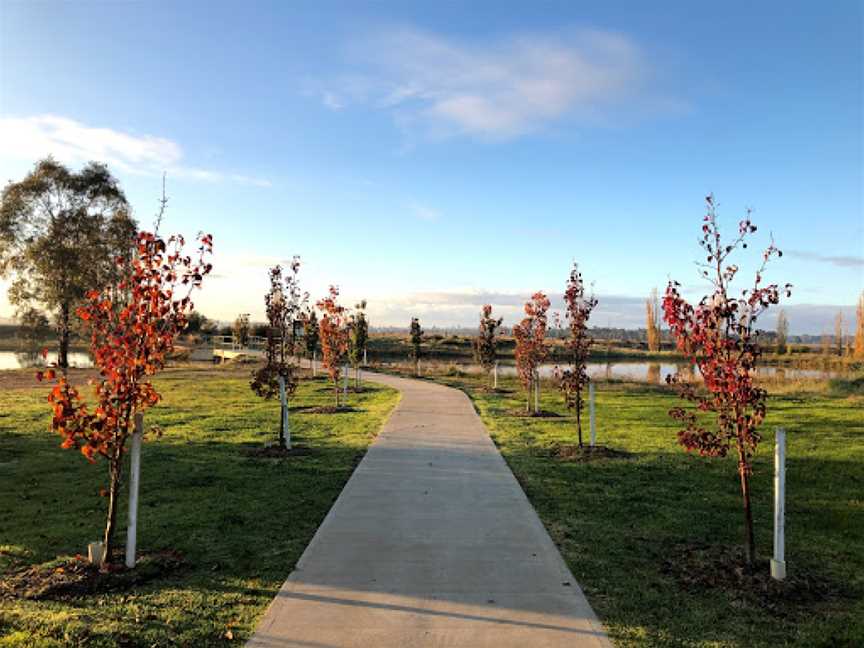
top-left (420, 369), bottom-right (864, 647)
top-left (0, 367), bottom-right (399, 646)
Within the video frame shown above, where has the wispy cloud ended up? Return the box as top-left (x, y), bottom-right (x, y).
top-left (786, 249), bottom-right (864, 268)
top-left (317, 27), bottom-right (670, 139)
top-left (321, 91), bottom-right (344, 110)
top-left (364, 289), bottom-right (649, 329)
top-left (0, 114), bottom-right (272, 187)
top-left (408, 201), bottom-right (441, 222)
top-left (360, 289), bottom-right (857, 334)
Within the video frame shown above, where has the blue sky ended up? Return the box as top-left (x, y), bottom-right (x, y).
top-left (0, 0), bottom-right (861, 333)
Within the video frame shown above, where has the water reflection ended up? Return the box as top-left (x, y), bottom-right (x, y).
top-left (0, 350), bottom-right (94, 370)
top-left (399, 360), bottom-right (843, 383)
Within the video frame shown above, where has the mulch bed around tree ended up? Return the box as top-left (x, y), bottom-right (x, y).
top-left (299, 406), bottom-right (358, 415)
top-left (506, 409), bottom-right (563, 418)
top-left (242, 444), bottom-right (315, 459)
top-left (549, 443), bottom-right (633, 462)
top-left (660, 542), bottom-right (849, 614)
top-left (0, 550), bottom-right (185, 601)
top-left (0, 367), bottom-right (100, 391)
top-left (474, 386), bottom-right (514, 395)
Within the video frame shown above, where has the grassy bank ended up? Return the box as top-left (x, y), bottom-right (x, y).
top-left (409, 367), bottom-right (864, 647)
top-left (366, 332), bottom-right (685, 362)
top-left (0, 366), bottom-right (399, 646)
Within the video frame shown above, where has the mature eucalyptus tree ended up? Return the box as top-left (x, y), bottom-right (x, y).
top-left (0, 158), bottom-right (136, 369)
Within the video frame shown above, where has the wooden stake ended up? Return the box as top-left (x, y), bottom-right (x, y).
top-left (589, 382), bottom-right (596, 447)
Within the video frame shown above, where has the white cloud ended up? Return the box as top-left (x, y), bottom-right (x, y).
top-left (786, 250), bottom-right (864, 268)
top-left (360, 289), bottom-right (648, 329)
top-left (0, 114), bottom-right (271, 186)
top-left (322, 92), bottom-right (344, 110)
top-left (354, 289), bottom-right (858, 334)
top-left (320, 27), bottom-right (658, 138)
top-left (408, 201), bottom-right (441, 222)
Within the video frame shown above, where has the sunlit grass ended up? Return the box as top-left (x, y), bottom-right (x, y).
top-left (418, 368), bottom-right (864, 647)
top-left (0, 367), bottom-right (399, 646)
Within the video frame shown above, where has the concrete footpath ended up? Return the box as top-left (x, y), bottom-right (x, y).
top-left (247, 372), bottom-right (611, 648)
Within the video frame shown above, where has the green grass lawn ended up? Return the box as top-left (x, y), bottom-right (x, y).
top-left (416, 369), bottom-right (864, 647)
top-left (0, 367), bottom-right (399, 647)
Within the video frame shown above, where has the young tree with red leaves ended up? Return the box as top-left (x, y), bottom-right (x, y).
top-left (317, 286), bottom-right (350, 407)
top-left (662, 195), bottom-right (790, 566)
top-left (474, 304), bottom-right (503, 387)
top-left (37, 230), bottom-right (213, 566)
top-left (555, 263), bottom-right (598, 447)
top-left (251, 258), bottom-right (307, 447)
top-left (513, 292), bottom-right (550, 414)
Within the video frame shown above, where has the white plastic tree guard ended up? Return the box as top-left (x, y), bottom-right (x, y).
top-left (771, 427), bottom-right (787, 580)
top-left (343, 362), bottom-right (349, 396)
top-left (125, 412), bottom-right (144, 568)
top-left (589, 382), bottom-right (596, 447)
top-left (534, 370), bottom-right (540, 413)
top-left (278, 375), bottom-right (291, 449)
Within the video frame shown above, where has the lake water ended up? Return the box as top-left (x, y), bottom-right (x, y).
top-left (0, 350), bottom-right (94, 370)
top-left (0, 350), bottom-right (844, 382)
top-left (429, 361), bottom-right (843, 382)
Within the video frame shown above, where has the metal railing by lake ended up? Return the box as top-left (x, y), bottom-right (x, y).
top-left (210, 335), bottom-right (267, 361)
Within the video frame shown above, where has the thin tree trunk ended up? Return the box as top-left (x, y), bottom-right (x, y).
top-left (102, 451), bottom-right (123, 566)
top-left (576, 390), bottom-right (583, 447)
top-left (737, 441), bottom-right (756, 566)
top-left (58, 301), bottom-right (70, 371)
